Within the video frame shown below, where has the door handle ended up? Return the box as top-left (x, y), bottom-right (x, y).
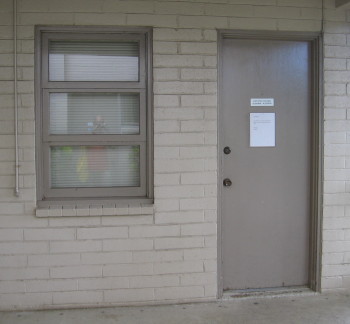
top-left (223, 178), bottom-right (232, 187)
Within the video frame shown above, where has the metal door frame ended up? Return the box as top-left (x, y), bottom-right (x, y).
top-left (217, 30), bottom-right (323, 297)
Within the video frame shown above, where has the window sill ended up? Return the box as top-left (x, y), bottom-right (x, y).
top-left (35, 202), bottom-right (154, 218)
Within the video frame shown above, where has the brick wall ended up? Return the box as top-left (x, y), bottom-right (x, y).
top-left (0, 0), bottom-right (349, 310)
top-left (322, 2), bottom-right (350, 290)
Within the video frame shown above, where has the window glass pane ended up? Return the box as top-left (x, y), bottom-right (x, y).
top-left (49, 93), bottom-right (140, 135)
top-left (49, 41), bottom-right (139, 81)
top-left (50, 146), bottom-right (140, 188)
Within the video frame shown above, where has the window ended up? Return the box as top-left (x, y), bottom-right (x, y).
top-left (35, 27), bottom-right (153, 206)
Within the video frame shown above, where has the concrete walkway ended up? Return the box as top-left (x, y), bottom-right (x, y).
top-left (1, 292), bottom-right (350, 324)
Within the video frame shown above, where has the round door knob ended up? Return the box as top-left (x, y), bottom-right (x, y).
top-left (223, 146), bottom-right (231, 155)
top-left (223, 178), bottom-right (232, 187)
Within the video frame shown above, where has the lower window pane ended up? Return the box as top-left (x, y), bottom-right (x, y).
top-left (50, 146), bottom-right (140, 188)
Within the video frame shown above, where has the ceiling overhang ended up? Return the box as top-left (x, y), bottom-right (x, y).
top-left (335, 0), bottom-right (350, 7)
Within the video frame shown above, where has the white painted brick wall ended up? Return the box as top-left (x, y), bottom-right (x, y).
top-left (322, 0), bottom-right (350, 291)
top-left (0, 0), bottom-right (349, 310)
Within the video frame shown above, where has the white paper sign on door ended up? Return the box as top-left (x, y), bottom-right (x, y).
top-left (250, 113), bottom-right (275, 147)
top-left (250, 98), bottom-right (275, 107)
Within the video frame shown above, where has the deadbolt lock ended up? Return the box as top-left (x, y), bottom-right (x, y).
top-left (223, 178), bottom-right (232, 187)
top-left (224, 146), bottom-right (231, 155)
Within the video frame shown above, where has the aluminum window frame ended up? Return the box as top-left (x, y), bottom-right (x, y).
top-left (35, 26), bottom-right (153, 206)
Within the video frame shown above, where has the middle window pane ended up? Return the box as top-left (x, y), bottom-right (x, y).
top-left (49, 93), bottom-right (140, 135)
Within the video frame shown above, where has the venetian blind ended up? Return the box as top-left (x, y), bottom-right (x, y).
top-left (49, 40), bottom-right (139, 81)
top-left (49, 93), bottom-right (140, 135)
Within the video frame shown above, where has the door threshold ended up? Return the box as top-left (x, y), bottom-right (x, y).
top-left (222, 286), bottom-right (316, 300)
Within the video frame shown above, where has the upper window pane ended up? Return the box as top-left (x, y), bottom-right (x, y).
top-left (49, 41), bottom-right (139, 81)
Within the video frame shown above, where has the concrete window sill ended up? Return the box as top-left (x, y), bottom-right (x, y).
top-left (35, 203), bottom-right (154, 217)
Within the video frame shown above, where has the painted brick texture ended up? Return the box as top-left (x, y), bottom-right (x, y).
top-left (0, 0), bottom-right (349, 310)
top-left (322, 1), bottom-right (350, 291)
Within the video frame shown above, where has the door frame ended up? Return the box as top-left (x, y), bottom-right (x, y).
top-left (217, 30), bottom-right (323, 297)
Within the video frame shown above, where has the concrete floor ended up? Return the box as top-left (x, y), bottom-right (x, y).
top-left (1, 292), bottom-right (350, 324)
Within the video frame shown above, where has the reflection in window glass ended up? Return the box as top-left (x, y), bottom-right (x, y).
top-left (49, 93), bottom-right (140, 135)
top-left (50, 146), bottom-right (140, 188)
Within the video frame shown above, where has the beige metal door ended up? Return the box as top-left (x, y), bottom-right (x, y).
top-left (221, 37), bottom-right (311, 291)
